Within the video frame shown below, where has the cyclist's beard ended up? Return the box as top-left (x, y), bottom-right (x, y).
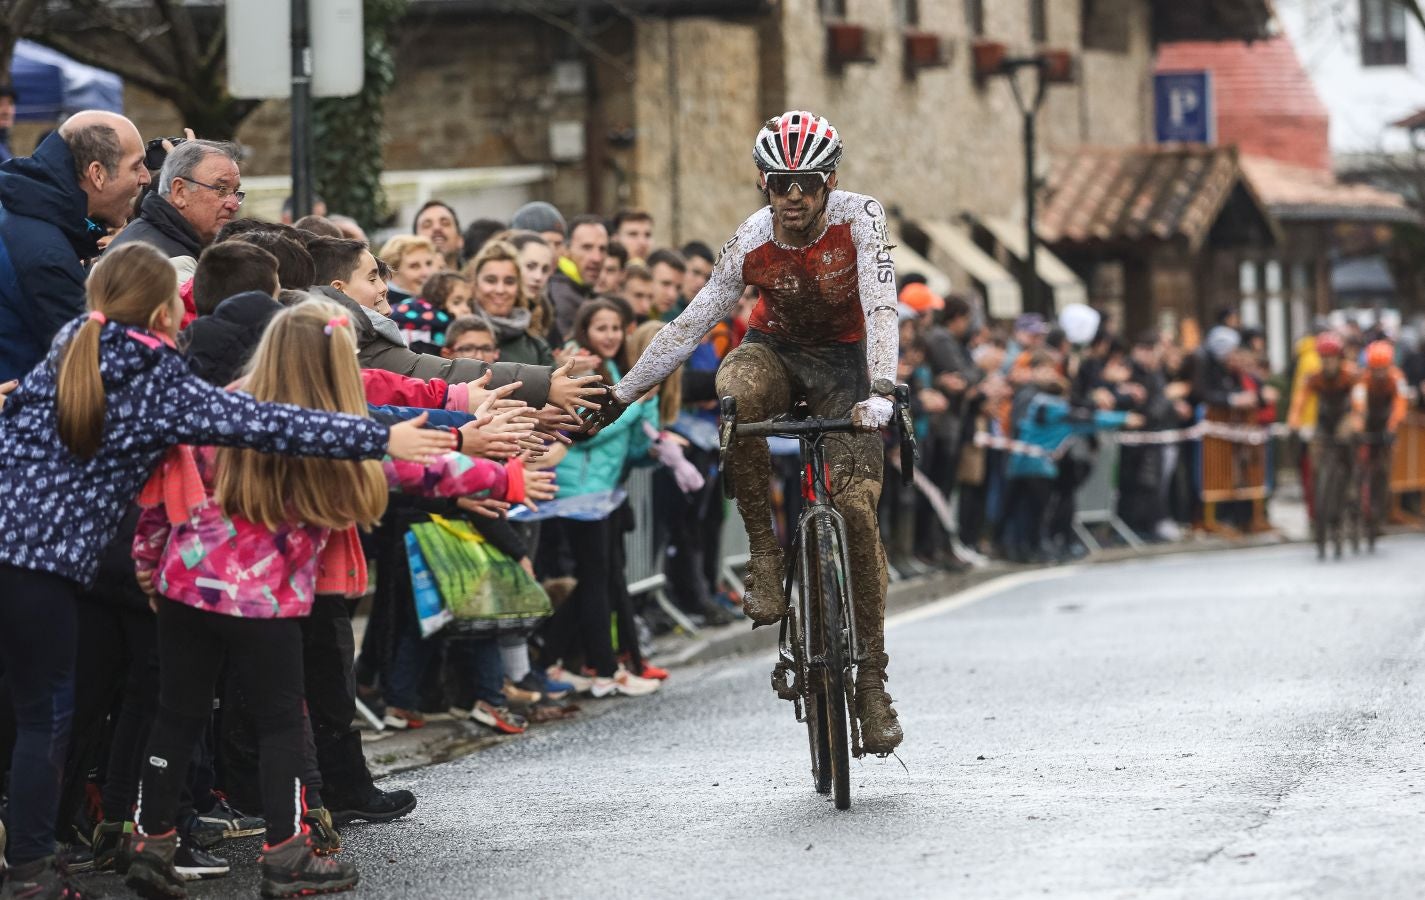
top-left (783, 192), bottom-right (830, 240)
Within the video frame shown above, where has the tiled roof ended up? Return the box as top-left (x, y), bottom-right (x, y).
top-left (1037, 144), bottom-right (1266, 252)
top-left (1239, 155), bottom-right (1419, 224)
top-left (1156, 37), bottom-right (1331, 171)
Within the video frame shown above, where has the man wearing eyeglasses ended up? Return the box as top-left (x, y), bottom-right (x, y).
top-left (584, 110), bottom-right (904, 756)
top-left (108, 139), bottom-right (243, 265)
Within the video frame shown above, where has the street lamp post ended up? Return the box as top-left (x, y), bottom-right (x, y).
top-left (289, 0), bottom-right (314, 221)
top-left (973, 45), bottom-right (1075, 317)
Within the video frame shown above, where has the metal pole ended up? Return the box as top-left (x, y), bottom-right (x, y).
top-left (1023, 99), bottom-right (1039, 316)
top-left (290, 0), bottom-right (313, 221)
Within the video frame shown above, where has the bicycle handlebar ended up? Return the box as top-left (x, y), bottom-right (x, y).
top-left (734, 418), bottom-right (858, 438)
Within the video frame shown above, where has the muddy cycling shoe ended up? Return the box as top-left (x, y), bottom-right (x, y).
top-left (741, 552), bottom-right (787, 626)
top-left (258, 831), bottom-right (359, 898)
top-left (856, 653), bottom-right (904, 756)
top-left (124, 829), bottom-right (186, 899)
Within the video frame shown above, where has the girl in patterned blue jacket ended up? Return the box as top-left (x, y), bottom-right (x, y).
top-left (0, 244), bottom-right (452, 898)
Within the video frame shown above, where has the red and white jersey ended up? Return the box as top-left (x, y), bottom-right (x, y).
top-left (614, 190), bottom-right (899, 402)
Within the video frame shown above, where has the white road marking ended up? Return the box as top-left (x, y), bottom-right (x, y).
top-left (886, 565), bottom-right (1083, 630)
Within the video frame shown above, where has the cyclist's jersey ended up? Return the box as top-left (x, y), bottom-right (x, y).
top-left (1305, 368), bottom-right (1356, 438)
top-left (1352, 367), bottom-right (1408, 434)
top-left (612, 190), bottom-right (899, 403)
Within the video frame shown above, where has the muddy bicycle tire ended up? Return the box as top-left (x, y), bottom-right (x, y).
top-left (795, 599), bottom-right (833, 795)
top-left (810, 518), bottom-right (852, 810)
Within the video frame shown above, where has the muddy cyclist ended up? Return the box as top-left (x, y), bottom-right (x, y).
top-left (586, 111), bottom-right (904, 755)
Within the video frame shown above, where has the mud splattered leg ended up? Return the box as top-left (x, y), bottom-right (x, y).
top-left (826, 431), bottom-right (902, 754)
top-left (715, 343), bottom-right (792, 625)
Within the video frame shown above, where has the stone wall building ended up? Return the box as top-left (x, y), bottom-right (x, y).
top-left (32, 0), bottom-right (1154, 252)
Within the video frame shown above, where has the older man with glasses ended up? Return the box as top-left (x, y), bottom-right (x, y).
top-left (108, 139), bottom-right (244, 273)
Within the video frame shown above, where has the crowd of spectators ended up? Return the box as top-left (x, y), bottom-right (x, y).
top-left (0, 113), bottom-right (741, 898)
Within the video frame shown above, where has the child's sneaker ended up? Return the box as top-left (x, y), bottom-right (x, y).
top-left (381, 707), bottom-right (425, 730)
top-left (258, 831), bottom-right (358, 898)
top-left (464, 700), bottom-right (527, 735)
top-left (546, 664), bottom-right (593, 694)
top-left (501, 678), bottom-right (542, 707)
top-left (196, 794), bottom-right (264, 839)
top-left (517, 670), bottom-right (571, 701)
top-left (174, 840), bottom-right (229, 881)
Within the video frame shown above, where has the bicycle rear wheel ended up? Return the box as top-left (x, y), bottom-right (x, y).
top-left (808, 517), bottom-right (851, 810)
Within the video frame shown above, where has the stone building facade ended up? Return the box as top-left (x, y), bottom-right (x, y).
top-left (16, 0), bottom-right (1154, 246)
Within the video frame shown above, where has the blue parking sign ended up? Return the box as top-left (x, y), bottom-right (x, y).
top-left (1155, 71), bottom-right (1214, 144)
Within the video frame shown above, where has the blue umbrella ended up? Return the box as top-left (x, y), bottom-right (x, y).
top-left (10, 40), bottom-right (123, 121)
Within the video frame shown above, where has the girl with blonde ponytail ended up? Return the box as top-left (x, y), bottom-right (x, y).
top-left (0, 244), bottom-right (453, 889)
top-left (124, 299), bottom-right (544, 898)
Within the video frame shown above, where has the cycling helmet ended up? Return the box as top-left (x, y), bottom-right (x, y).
top-left (1366, 340), bottom-right (1394, 370)
top-left (1315, 332), bottom-right (1343, 358)
top-left (753, 111), bottom-right (843, 173)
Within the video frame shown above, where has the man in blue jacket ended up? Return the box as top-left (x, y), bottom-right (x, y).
top-left (0, 110), bottom-right (150, 381)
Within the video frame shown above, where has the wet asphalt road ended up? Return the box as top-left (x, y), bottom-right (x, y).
top-left (90, 537), bottom-right (1425, 898)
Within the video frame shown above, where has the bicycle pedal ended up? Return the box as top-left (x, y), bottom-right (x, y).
top-left (771, 661), bottom-right (800, 701)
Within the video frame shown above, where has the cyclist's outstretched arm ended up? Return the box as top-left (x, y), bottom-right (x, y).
top-left (612, 231), bottom-right (748, 403)
top-left (851, 197), bottom-right (900, 427)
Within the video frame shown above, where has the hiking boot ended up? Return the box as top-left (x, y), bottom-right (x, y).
top-left (855, 652), bottom-right (904, 756)
top-left (0, 855), bottom-right (95, 899)
top-left (174, 840), bottom-right (229, 881)
top-left (258, 831), bottom-right (358, 898)
top-left (92, 819), bottom-right (134, 873)
top-left (124, 829), bottom-right (186, 900)
top-left (301, 808), bottom-right (342, 857)
top-left (741, 552), bottom-right (787, 626)
top-left (328, 787), bottom-right (417, 827)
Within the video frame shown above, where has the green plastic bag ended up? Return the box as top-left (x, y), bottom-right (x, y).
top-left (408, 514), bottom-right (551, 636)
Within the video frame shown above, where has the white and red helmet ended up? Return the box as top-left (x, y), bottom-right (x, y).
top-left (753, 110), bottom-right (843, 174)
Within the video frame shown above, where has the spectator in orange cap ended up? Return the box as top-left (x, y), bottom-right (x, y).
top-left (899, 282), bottom-right (944, 317)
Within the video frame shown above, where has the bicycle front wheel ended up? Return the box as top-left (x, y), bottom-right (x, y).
top-left (808, 516), bottom-right (852, 810)
top-left (796, 597), bottom-right (831, 795)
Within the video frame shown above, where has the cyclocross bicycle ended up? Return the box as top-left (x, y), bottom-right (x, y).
top-left (719, 379), bottom-right (915, 810)
top-left (1354, 431), bottom-right (1392, 554)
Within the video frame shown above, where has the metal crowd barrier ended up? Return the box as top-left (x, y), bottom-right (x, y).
top-left (1071, 434), bottom-right (1143, 552)
top-left (621, 468), bottom-right (749, 637)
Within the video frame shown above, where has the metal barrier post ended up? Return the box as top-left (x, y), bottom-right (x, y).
top-left (1071, 433), bottom-right (1143, 551)
top-left (622, 469), bottom-right (701, 636)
